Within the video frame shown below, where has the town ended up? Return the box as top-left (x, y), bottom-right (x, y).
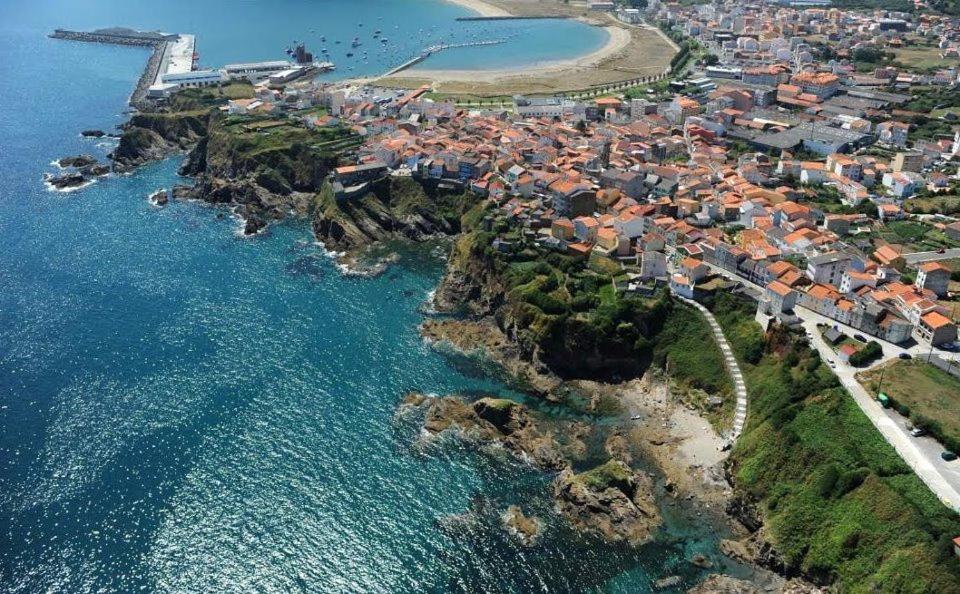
top-left (26, 0), bottom-right (960, 589)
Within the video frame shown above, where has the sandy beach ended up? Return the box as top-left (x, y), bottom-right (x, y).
top-left (397, 25), bottom-right (632, 83)
top-left (441, 0), bottom-right (512, 17)
top-left (379, 0), bottom-right (675, 96)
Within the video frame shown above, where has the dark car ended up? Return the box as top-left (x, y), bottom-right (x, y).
top-left (899, 353), bottom-right (912, 360)
top-left (854, 334), bottom-right (866, 342)
top-left (941, 451), bottom-right (958, 461)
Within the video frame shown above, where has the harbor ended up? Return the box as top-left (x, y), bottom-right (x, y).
top-left (50, 28), bottom-right (335, 108)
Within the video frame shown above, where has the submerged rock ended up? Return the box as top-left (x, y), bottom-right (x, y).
top-left (57, 154), bottom-right (97, 168)
top-left (80, 129), bottom-right (106, 138)
top-left (149, 189), bottom-right (169, 206)
top-left (46, 172), bottom-right (87, 189)
top-left (244, 215), bottom-right (268, 236)
top-left (687, 575), bottom-right (761, 594)
top-left (553, 459), bottom-right (661, 546)
top-left (654, 576), bottom-right (682, 590)
top-left (501, 505), bottom-right (542, 546)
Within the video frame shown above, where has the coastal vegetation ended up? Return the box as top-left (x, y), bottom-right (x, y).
top-left (710, 292), bottom-right (960, 591)
top-left (860, 360), bottom-right (960, 454)
top-left (439, 212), bottom-right (735, 431)
top-left (312, 176), bottom-right (480, 257)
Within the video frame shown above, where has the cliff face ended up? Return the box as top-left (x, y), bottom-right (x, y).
top-left (111, 112), bottom-right (208, 172)
top-left (312, 177), bottom-right (477, 257)
top-left (174, 112), bottom-right (342, 233)
top-left (435, 230), bottom-right (669, 382)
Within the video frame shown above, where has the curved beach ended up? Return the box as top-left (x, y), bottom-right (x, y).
top-left (441, 0), bottom-right (511, 17)
top-left (403, 25), bottom-right (631, 83)
top-left (381, 0), bottom-right (675, 95)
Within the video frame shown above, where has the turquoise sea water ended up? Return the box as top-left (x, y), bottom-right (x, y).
top-left (0, 1), bottom-right (733, 592)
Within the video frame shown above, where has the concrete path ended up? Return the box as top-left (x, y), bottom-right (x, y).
top-left (692, 258), bottom-right (960, 510)
top-left (676, 296), bottom-right (748, 440)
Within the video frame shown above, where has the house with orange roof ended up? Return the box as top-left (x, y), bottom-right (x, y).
top-left (872, 245), bottom-right (904, 269)
top-left (551, 218), bottom-right (575, 242)
top-left (839, 269), bottom-right (877, 294)
top-left (594, 227), bottom-right (628, 257)
top-left (917, 310), bottom-right (958, 346)
top-left (669, 274), bottom-right (696, 299)
top-left (680, 256), bottom-right (709, 282)
top-left (573, 216), bottom-right (600, 243)
top-left (801, 283), bottom-right (842, 318)
top-left (765, 280), bottom-right (798, 313)
top-left (916, 261), bottom-right (951, 298)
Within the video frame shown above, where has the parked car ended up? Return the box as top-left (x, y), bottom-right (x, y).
top-left (854, 334), bottom-right (866, 342)
top-left (899, 353), bottom-right (912, 360)
top-left (941, 451), bottom-right (958, 461)
top-left (910, 427), bottom-right (927, 437)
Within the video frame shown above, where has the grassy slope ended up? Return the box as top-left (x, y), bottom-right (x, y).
top-left (860, 360), bottom-right (960, 453)
top-left (653, 303), bottom-right (734, 431)
top-left (710, 292), bottom-right (960, 592)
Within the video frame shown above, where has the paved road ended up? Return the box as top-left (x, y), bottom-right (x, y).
top-left (902, 248), bottom-right (960, 265)
top-left (798, 315), bottom-right (960, 512)
top-left (675, 295), bottom-right (748, 441)
top-left (690, 259), bottom-right (960, 509)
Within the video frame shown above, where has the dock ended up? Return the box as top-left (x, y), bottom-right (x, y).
top-left (382, 39), bottom-right (507, 77)
top-left (154, 34), bottom-right (196, 87)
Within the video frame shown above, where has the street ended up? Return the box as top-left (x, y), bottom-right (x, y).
top-left (687, 258), bottom-right (960, 511)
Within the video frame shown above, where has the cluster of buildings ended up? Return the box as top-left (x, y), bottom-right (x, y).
top-left (194, 0), bottom-right (960, 349)
top-left (309, 81), bottom-right (959, 349)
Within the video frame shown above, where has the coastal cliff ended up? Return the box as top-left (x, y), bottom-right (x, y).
top-left (311, 176), bottom-right (478, 260)
top-left (434, 225), bottom-right (671, 382)
top-left (111, 111), bottom-right (209, 172)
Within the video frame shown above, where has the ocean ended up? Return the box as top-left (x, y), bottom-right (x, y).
top-left (0, 1), bottom-right (728, 592)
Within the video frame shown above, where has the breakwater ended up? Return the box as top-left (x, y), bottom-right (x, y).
top-left (49, 27), bottom-right (176, 46)
top-left (130, 42), bottom-right (170, 108)
top-left (50, 28), bottom-right (178, 109)
top-left (455, 15), bottom-right (571, 21)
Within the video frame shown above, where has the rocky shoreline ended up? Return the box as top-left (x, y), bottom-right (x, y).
top-left (416, 307), bottom-right (822, 591)
top-left (66, 88), bottom-right (824, 592)
top-left (398, 391), bottom-right (662, 547)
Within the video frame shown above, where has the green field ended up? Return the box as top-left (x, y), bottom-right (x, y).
top-left (860, 360), bottom-right (960, 452)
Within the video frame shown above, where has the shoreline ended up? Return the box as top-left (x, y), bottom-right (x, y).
top-left (441, 0), bottom-right (512, 17)
top-left (401, 25), bottom-right (631, 83)
top-left (378, 0), bottom-right (674, 95)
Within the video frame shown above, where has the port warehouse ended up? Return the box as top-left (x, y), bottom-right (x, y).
top-left (149, 61), bottom-right (314, 96)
